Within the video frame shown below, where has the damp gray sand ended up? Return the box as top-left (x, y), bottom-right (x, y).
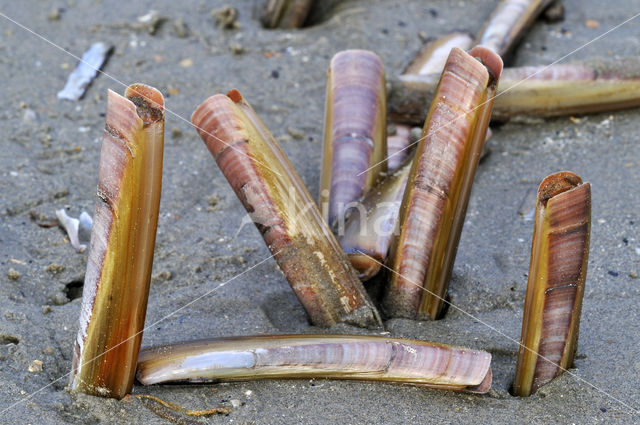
top-left (0, 0), bottom-right (639, 423)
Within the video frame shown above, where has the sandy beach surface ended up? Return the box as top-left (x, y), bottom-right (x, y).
top-left (1, 0), bottom-right (639, 423)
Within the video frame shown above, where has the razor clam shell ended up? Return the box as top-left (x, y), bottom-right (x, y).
top-left (386, 124), bottom-right (414, 173)
top-left (57, 42), bottom-right (112, 100)
top-left (136, 335), bottom-right (492, 393)
top-left (493, 60), bottom-right (640, 120)
top-left (476, 0), bottom-right (553, 56)
top-left (339, 161), bottom-right (411, 281)
top-left (388, 57), bottom-right (640, 125)
top-left (71, 84), bottom-right (164, 399)
top-left (384, 47), bottom-right (502, 319)
top-left (320, 50), bottom-right (387, 228)
top-left (260, 0), bottom-right (315, 29)
top-left (513, 172), bottom-right (590, 396)
top-left (192, 90), bottom-right (381, 328)
top-left (404, 32), bottom-right (474, 76)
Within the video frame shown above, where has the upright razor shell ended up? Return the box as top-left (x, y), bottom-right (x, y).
top-left (513, 172), bottom-right (591, 397)
top-left (384, 47), bottom-right (503, 319)
top-left (70, 84), bottom-right (164, 399)
top-left (320, 50), bottom-right (387, 228)
top-left (136, 334), bottom-right (492, 394)
top-left (192, 90), bottom-right (381, 328)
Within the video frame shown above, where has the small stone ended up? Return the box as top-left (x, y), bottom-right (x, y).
top-left (287, 126), bottom-right (305, 140)
top-left (22, 108), bottom-right (38, 126)
top-left (229, 43), bottom-right (245, 55)
top-left (28, 360), bottom-right (43, 373)
top-left (629, 271), bottom-right (638, 279)
top-left (179, 58), bottom-right (193, 67)
top-left (543, 2), bottom-right (564, 23)
top-left (155, 270), bottom-right (173, 281)
top-left (137, 10), bottom-right (166, 35)
top-left (42, 305), bottom-right (53, 314)
top-left (172, 18), bottom-right (190, 38)
top-left (8, 268), bottom-right (20, 280)
top-left (43, 346), bottom-right (55, 355)
top-left (211, 6), bottom-right (240, 29)
top-left (207, 194), bottom-right (220, 208)
top-left (585, 19), bottom-right (600, 29)
top-left (48, 8), bottom-right (62, 21)
top-left (171, 127), bottom-right (183, 139)
top-left (607, 270), bottom-right (619, 277)
top-left (270, 69), bottom-right (280, 79)
top-left (50, 292), bottom-right (68, 306)
top-left (230, 399), bottom-right (241, 408)
top-left (46, 263), bottom-right (65, 274)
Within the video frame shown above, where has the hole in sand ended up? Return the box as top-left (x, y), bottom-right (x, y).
top-left (0, 335), bottom-right (19, 345)
top-left (64, 279), bottom-right (84, 301)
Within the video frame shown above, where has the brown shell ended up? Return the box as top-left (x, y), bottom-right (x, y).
top-left (384, 47), bottom-right (503, 319)
top-left (192, 90), bottom-right (381, 328)
top-left (70, 84), bottom-right (164, 399)
top-left (513, 172), bottom-right (591, 397)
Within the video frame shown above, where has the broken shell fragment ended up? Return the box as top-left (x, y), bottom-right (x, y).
top-left (476, 0), bottom-right (554, 56)
top-left (320, 50), bottom-right (387, 228)
top-left (384, 47), bottom-right (503, 319)
top-left (339, 160), bottom-right (411, 281)
top-left (55, 209), bottom-right (92, 253)
top-left (70, 83), bottom-right (164, 399)
top-left (57, 42), bottom-right (112, 101)
top-left (136, 334), bottom-right (492, 393)
top-left (192, 89), bottom-right (381, 328)
top-left (512, 172), bottom-right (590, 397)
top-left (388, 57), bottom-right (640, 125)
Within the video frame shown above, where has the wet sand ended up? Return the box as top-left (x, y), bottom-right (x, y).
top-left (0, 0), bottom-right (639, 423)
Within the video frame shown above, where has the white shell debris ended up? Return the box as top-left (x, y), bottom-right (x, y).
top-left (57, 43), bottom-right (112, 100)
top-left (56, 209), bottom-right (93, 252)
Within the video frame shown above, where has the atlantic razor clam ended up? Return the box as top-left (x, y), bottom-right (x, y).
top-left (192, 89), bottom-right (381, 329)
top-left (136, 334), bottom-right (492, 393)
top-left (387, 0), bottom-right (553, 161)
top-left (320, 49), bottom-right (387, 229)
top-left (70, 84), bottom-right (164, 399)
top-left (513, 172), bottom-right (591, 397)
top-left (388, 56), bottom-right (640, 125)
top-left (384, 46), bottom-right (503, 319)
